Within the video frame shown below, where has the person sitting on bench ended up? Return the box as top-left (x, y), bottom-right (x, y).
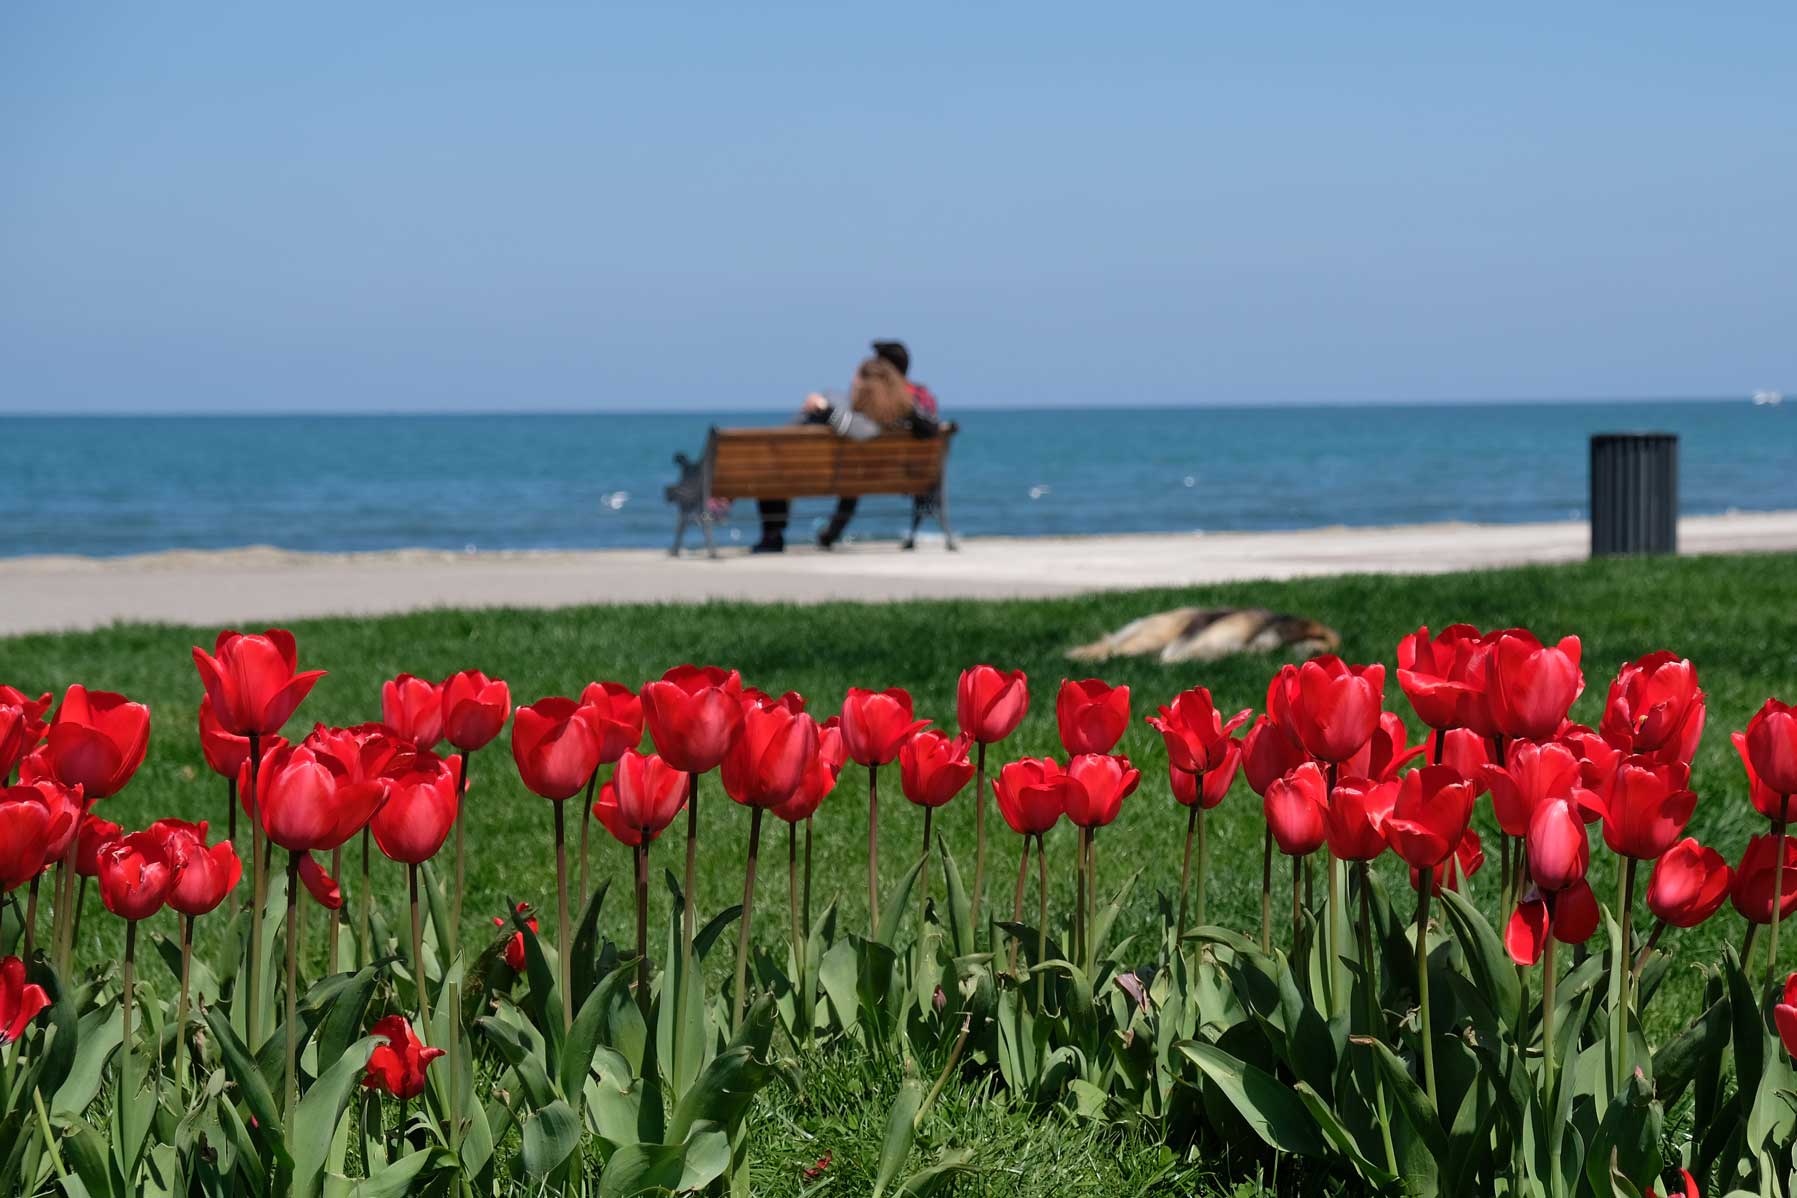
top-left (754, 340), bottom-right (941, 553)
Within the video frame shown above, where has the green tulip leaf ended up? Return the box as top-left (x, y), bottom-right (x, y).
top-left (1435, 887), bottom-right (1520, 1035)
top-left (872, 1077), bottom-right (924, 1198)
top-left (1176, 1040), bottom-right (1330, 1158)
top-left (288, 1035), bottom-right (380, 1198)
top-left (520, 1097), bottom-right (581, 1180)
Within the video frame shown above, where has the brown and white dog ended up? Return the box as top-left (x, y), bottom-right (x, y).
top-left (1067, 607), bottom-right (1341, 665)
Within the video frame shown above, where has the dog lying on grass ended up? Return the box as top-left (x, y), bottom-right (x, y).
top-left (1068, 607), bottom-right (1341, 664)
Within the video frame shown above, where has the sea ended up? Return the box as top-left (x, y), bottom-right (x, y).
top-left (2, 401), bottom-right (1790, 559)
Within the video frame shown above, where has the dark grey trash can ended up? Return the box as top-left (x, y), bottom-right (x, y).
top-left (1590, 433), bottom-right (1678, 557)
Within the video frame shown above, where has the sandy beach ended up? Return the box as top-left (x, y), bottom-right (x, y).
top-left (4, 509), bottom-right (1795, 637)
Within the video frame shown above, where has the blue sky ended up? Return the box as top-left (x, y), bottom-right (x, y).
top-left (3, 4), bottom-right (1793, 413)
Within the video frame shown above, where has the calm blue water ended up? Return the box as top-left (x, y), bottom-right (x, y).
top-left (2, 402), bottom-right (1791, 558)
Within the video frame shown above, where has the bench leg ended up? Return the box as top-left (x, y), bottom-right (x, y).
top-left (701, 515), bottom-right (718, 559)
top-left (936, 484), bottom-right (959, 551)
top-left (902, 496), bottom-right (926, 551)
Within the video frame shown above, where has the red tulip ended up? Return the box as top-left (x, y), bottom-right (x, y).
top-left (1601, 652), bottom-right (1705, 762)
top-left (298, 853), bottom-right (342, 908)
top-left (1323, 775), bottom-right (1396, 861)
top-left (1055, 679), bottom-right (1130, 756)
top-left (0, 688), bottom-right (51, 782)
top-left (1525, 794), bottom-right (1589, 893)
top-left (576, 682), bottom-right (645, 764)
top-left (1063, 753), bottom-right (1141, 829)
top-left (1343, 711), bottom-right (1427, 782)
top-left (76, 814), bottom-right (122, 877)
top-left (1645, 1169), bottom-right (1700, 1198)
top-left (5, 776), bottom-right (81, 867)
top-left (191, 630), bottom-right (325, 738)
top-left (199, 698), bottom-right (284, 780)
top-left (1383, 765), bottom-right (1475, 869)
top-left (1480, 740), bottom-right (1583, 837)
top-left (1599, 757), bottom-right (1696, 861)
top-left (151, 819), bottom-right (242, 917)
top-left (957, 666), bottom-right (1029, 744)
top-left (245, 744), bottom-right (386, 854)
top-left (1396, 624), bottom-right (1484, 730)
top-left (304, 723), bottom-right (410, 784)
top-left (1779, 975), bottom-right (1797, 1063)
top-left (0, 956), bottom-right (48, 1046)
top-left (361, 1014), bottom-right (444, 1101)
top-left (1170, 741), bottom-right (1242, 809)
top-left (511, 697), bottom-right (602, 801)
top-left (1557, 722), bottom-right (1620, 812)
top-left (1505, 879), bottom-right (1599, 965)
top-left (771, 732), bottom-right (842, 826)
top-left (992, 757), bottom-right (1073, 835)
top-left (1264, 762), bottom-right (1328, 856)
top-left (0, 789), bottom-right (55, 891)
top-left (96, 829), bottom-right (179, 920)
top-left (369, 751), bottom-right (460, 864)
top-left (723, 702), bottom-right (820, 809)
top-left (899, 731), bottom-right (976, 809)
top-left (1746, 698), bottom-right (1797, 799)
top-left (1645, 838), bottom-right (1732, 928)
top-left (601, 750), bottom-right (689, 843)
top-left (1731, 834), bottom-right (1797, 924)
top-left (641, 666), bottom-right (744, 774)
top-left (1735, 730), bottom-right (1797, 822)
top-left (1428, 728), bottom-right (1493, 791)
top-left (381, 674), bottom-right (446, 750)
top-left (492, 903), bottom-right (537, 971)
top-left (1289, 657), bottom-right (1386, 764)
top-left (43, 685), bottom-right (150, 799)
top-left (1410, 828), bottom-right (1484, 895)
top-left (1241, 715), bottom-right (1307, 796)
top-left (1486, 630), bottom-right (1583, 741)
top-left (1144, 686), bottom-right (1251, 776)
top-left (441, 670), bottom-right (511, 752)
top-left (1265, 664), bottom-right (1304, 744)
top-left (840, 688), bottom-right (930, 767)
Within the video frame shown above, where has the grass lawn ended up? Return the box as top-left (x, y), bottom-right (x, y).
top-left (6, 550), bottom-right (1797, 1195)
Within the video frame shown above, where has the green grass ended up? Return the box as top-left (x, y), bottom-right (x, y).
top-left (7, 550), bottom-right (1797, 1193)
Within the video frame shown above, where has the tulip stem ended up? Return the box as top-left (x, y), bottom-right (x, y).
top-left (732, 808), bottom-right (764, 1031)
top-left (1415, 883), bottom-right (1437, 1104)
top-left (451, 749), bottom-right (472, 960)
top-left (1771, 815), bottom-right (1788, 988)
top-left (121, 920), bottom-right (136, 1103)
top-left (1260, 825), bottom-right (1274, 954)
top-left (1615, 856), bottom-right (1637, 1084)
top-left (284, 851), bottom-right (300, 1116)
top-left (1292, 853), bottom-right (1303, 947)
top-left (635, 840), bottom-right (652, 1024)
top-left (246, 731), bottom-right (264, 1051)
top-left (409, 863), bottom-right (431, 1030)
top-left (176, 914), bottom-right (193, 1105)
top-left (1034, 833), bottom-right (1048, 1011)
top-left (1074, 825), bottom-right (1088, 969)
top-left (327, 847), bottom-right (342, 973)
top-left (972, 743), bottom-right (988, 947)
top-left (553, 798), bottom-right (572, 1033)
top-left (579, 768), bottom-right (600, 911)
top-left (803, 816), bottom-right (813, 939)
top-left (787, 823), bottom-right (805, 1046)
top-left (1088, 828), bottom-right (1100, 976)
top-left (1176, 804), bottom-right (1199, 947)
top-left (919, 807), bottom-right (934, 932)
top-left (1009, 838), bottom-right (1031, 979)
top-left (1358, 863), bottom-right (1398, 1177)
top-left (23, 875), bottom-right (38, 961)
top-left (682, 773), bottom-right (699, 962)
top-left (1195, 796), bottom-right (1209, 931)
top-left (1542, 934), bottom-right (1558, 1105)
top-left (867, 764), bottom-right (881, 937)
top-left (358, 828), bottom-right (371, 969)
top-left (1326, 852), bottom-right (1342, 1019)
top-left (1743, 921), bottom-right (1761, 974)
top-left (1631, 919), bottom-right (1666, 983)
top-left (70, 878), bottom-right (87, 954)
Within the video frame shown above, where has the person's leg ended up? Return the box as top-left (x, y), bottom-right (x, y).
top-left (756, 499), bottom-right (788, 552)
top-left (817, 497), bottom-right (858, 547)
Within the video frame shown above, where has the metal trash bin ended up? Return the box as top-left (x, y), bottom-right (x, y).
top-left (1589, 433), bottom-right (1678, 556)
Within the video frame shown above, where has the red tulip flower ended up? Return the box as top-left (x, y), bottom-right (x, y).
top-left (1557, 722), bottom-right (1620, 811)
top-left (76, 814), bottom-right (122, 878)
top-left (1323, 775), bottom-right (1396, 861)
top-left (840, 688), bottom-right (930, 767)
top-left (641, 665), bottom-right (744, 774)
top-left (96, 830), bottom-right (179, 921)
top-left (361, 1014), bottom-right (445, 1101)
top-left (1525, 795), bottom-right (1590, 893)
top-left (1264, 664), bottom-right (1304, 745)
top-left (151, 819), bottom-right (242, 917)
top-left (1343, 712), bottom-right (1426, 783)
top-left (1486, 630), bottom-right (1583, 742)
top-left (723, 703), bottom-right (820, 809)
top-left (0, 688), bottom-right (51, 782)
top-left (0, 956), bottom-right (49, 1046)
top-left (957, 666), bottom-right (1029, 744)
top-left (245, 744), bottom-right (386, 855)
top-left (1396, 624), bottom-right (1484, 730)
top-left (899, 731), bottom-right (976, 809)
top-left (992, 758), bottom-right (1073, 836)
top-left (771, 738), bottom-right (842, 825)
top-left (493, 903), bottom-right (538, 971)
top-left (199, 698), bottom-right (285, 780)
top-left (1480, 740), bottom-right (1583, 837)
top-left (1645, 838), bottom-right (1732, 928)
top-left (1505, 880), bottom-right (1599, 965)
top-left (1264, 762), bottom-right (1328, 856)
top-left (191, 630), bottom-right (325, 738)
top-left (0, 788), bottom-right (56, 891)
top-left (441, 670), bottom-right (511, 752)
top-left (298, 853), bottom-right (342, 908)
top-left (1144, 686), bottom-right (1251, 776)
top-left (381, 674), bottom-right (446, 750)
top-left (1170, 741), bottom-right (1242, 809)
top-left (577, 681), bottom-right (645, 764)
top-left (1062, 753), bottom-right (1142, 829)
top-left (304, 722), bottom-right (410, 785)
top-left (1241, 715), bottom-right (1307, 797)
top-left (1599, 757), bottom-right (1696, 861)
top-left (1056, 679), bottom-right (1131, 756)
top-left (1383, 765), bottom-right (1476, 869)
top-left (1731, 834), bottom-right (1797, 924)
top-left (1645, 1170), bottom-right (1700, 1198)
top-left (1430, 727), bottom-right (1492, 790)
top-left (1410, 828), bottom-right (1485, 895)
top-left (1735, 730), bottom-right (1797, 822)
top-left (1601, 652), bottom-right (1705, 762)
top-left (1746, 698), bottom-right (1797, 799)
top-left (43, 685), bottom-right (150, 799)
top-left (511, 697), bottom-right (603, 801)
top-left (370, 752), bottom-right (461, 864)
top-left (1289, 657), bottom-right (1386, 764)
top-left (1778, 976), bottom-right (1797, 1063)
top-left (602, 750), bottom-right (689, 843)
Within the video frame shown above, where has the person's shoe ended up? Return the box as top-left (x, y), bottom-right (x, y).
top-left (816, 531), bottom-right (837, 550)
top-left (750, 535), bottom-right (785, 554)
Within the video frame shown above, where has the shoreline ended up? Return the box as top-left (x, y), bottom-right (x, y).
top-left (5, 509), bottom-right (1797, 637)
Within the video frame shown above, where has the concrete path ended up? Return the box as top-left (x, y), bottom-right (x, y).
top-left (4, 510), bottom-right (1796, 636)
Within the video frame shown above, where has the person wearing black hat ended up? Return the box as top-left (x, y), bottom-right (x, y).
top-left (754, 340), bottom-right (941, 552)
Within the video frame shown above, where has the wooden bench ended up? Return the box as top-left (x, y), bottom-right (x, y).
top-left (665, 423), bottom-right (958, 557)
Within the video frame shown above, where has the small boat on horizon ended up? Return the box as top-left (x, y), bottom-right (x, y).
top-left (1752, 390), bottom-right (1784, 406)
